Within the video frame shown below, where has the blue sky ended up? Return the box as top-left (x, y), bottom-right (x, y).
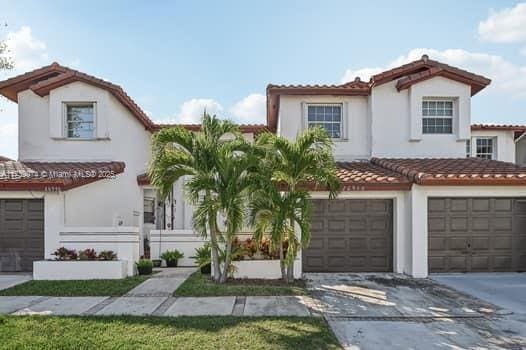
top-left (1, 0), bottom-right (526, 159)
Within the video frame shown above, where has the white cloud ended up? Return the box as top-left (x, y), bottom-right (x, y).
top-left (521, 47), bottom-right (526, 56)
top-left (5, 26), bottom-right (49, 71)
top-left (478, 3), bottom-right (526, 43)
top-left (341, 48), bottom-right (526, 97)
top-left (156, 98), bottom-right (224, 124)
top-left (229, 93), bottom-right (266, 124)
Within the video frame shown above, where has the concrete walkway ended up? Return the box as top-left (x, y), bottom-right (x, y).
top-left (0, 274), bottom-right (32, 291)
top-left (1, 295), bottom-right (316, 317)
top-left (0, 268), bottom-right (314, 317)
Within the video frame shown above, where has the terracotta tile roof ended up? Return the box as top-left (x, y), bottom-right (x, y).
top-left (371, 158), bottom-right (526, 186)
top-left (0, 62), bottom-right (157, 132)
top-left (153, 123), bottom-right (268, 134)
top-left (335, 162), bottom-right (412, 191)
top-left (0, 161), bottom-right (125, 191)
top-left (137, 172), bottom-right (150, 186)
top-left (471, 124), bottom-right (526, 131)
top-left (373, 55), bottom-right (491, 95)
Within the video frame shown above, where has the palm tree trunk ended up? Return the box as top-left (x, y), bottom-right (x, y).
top-left (220, 238), bottom-right (232, 284)
top-left (279, 241), bottom-right (286, 281)
top-left (209, 221), bottom-right (221, 282)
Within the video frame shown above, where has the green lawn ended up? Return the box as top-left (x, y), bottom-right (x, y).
top-left (0, 275), bottom-right (149, 297)
top-left (175, 272), bottom-right (308, 297)
top-left (0, 315), bottom-right (341, 350)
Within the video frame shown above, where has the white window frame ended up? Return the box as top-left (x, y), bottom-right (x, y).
top-left (468, 136), bottom-right (496, 160)
top-left (63, 102), bottom-right (97, 139)
top-left (422, 99), bottom-right (454, 135)
top-left (304, 103), bottom-right (345, 140)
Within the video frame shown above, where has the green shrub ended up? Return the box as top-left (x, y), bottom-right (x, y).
top-left (136, 259), bottom-right (153, 275)
top-left (161, 250), bottom-right (184, 267)
top-left (191, 244), bottom-right (211, 274)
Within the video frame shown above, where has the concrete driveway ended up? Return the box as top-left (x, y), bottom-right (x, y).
top-left (432, 273), bottom-right (526, 315)
top-left (0, 274), bottom-right (31, 291)
top-left (306, 273), bottom-right (526, 349)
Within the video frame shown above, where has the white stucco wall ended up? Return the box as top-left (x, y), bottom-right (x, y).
top-left (278, 95), bottom-right (370, 161)
top-left (470, 129), bottom-right (516, 163)
top-left (371, 77), bottom-right (471, 158)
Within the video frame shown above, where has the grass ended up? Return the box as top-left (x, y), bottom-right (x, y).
top-left (0, 275), bottom-right (149, 297)
top-left (0, 315), bottom-right (340, 350)
top-left (175, 272), bottom-right (308, 297)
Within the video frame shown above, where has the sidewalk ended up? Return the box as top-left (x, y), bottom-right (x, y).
top-left (1, 295), bottom-right (317, 317)
top-left (0, 267), bottom-right (317, 317)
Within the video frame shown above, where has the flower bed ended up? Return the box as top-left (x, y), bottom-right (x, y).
top-left (33, 247), bottom-right (127, 280)
top-left (33, 260), bottom-right (128, 280)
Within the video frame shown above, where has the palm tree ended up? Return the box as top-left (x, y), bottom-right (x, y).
top-left (149, 113), bottom-right (241, 282)
top-left (190, 137), bottom-right (258, 282)
top-left (250, 127), bottom-right (340, 282)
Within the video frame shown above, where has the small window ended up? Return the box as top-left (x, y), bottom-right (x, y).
top-left (65, 103), bottom-right (95, 139)
top-left (466, 140), bottom-right (471, 158)
top-left (143, 197), bottom-right (155, 224)
top-left (307, 104), bottom-right (342, 139)
top-left (422, 100), bottom-right (453, 134)
top-left (475, 137), bottom-right (495, 160)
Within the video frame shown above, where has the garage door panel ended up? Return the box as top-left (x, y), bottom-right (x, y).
top-left (328, 219), bottom-right (346, 232)
top-left (429, 217), bottom-right (446, 231)
top-left (472, 217), bottom-right (490, 231)
top-left (494, 217), bottom-right (513, 230)
top-left (450, 217), bottom-right (468, 231)
top-left (327, 237), bottom-right (346, 249)
top-left (429, 197), bottom-right (524, 273)
top-left (451, 199), bottom-right (468, 212)
top-left (429, 199), bottom-right (446, 212)
top-left (0, 199), bottom-right (44, 272)
top-left (303, 199), bottom-right (393, 272)
top-left (495, 199), bottom-right (512, 211)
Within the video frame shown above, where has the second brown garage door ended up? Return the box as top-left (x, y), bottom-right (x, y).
top-left (428, 197), bottom-right (526, 273)
top-left (0, 199), bottom-right (44, 272)
top-left (303, 199), bottom-right (393, 272)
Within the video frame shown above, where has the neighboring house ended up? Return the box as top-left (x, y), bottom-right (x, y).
top-left (470, 124), bottom-right (526, 165)
top-left (0, 55), bottom-right (525, 278)
top-left (0, 156), bottom-right (11, 161)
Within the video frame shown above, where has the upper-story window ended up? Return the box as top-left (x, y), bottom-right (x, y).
top-left (475, 137), bottom-right (495, 160)
top-left (422, 100), bottom-right (453, 134)
top-left (466, 137), bottom-right (496, 160)
top-left (307, 104), bottom-right (342, 139)
top-left (64, 102), bottom-right (96, 139)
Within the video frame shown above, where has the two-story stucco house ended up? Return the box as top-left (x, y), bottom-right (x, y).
top-left (0, 55), bottom-right (525, 278)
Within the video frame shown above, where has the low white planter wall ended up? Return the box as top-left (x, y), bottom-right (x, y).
top-left (33, 260), bottom-right (127, 280)
top-left (150, 230), bottom-right (207, 266)
top-left (55, 227), bottom-right (140, 276)
top-left (232, 260), bottom-right (302, 279)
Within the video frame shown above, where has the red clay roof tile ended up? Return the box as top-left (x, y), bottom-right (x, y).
top-left (371, 158), bottom-right (526, 186)
top-left (0, 161), bottom-right (125, 191)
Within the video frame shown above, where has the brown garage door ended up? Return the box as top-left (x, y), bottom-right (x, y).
top-left (428, 197), bottom-right (526, 273)
top-left (0, 199), bottom-right (44, 272)
top-left (303, 199), bottom-right (393, 272)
